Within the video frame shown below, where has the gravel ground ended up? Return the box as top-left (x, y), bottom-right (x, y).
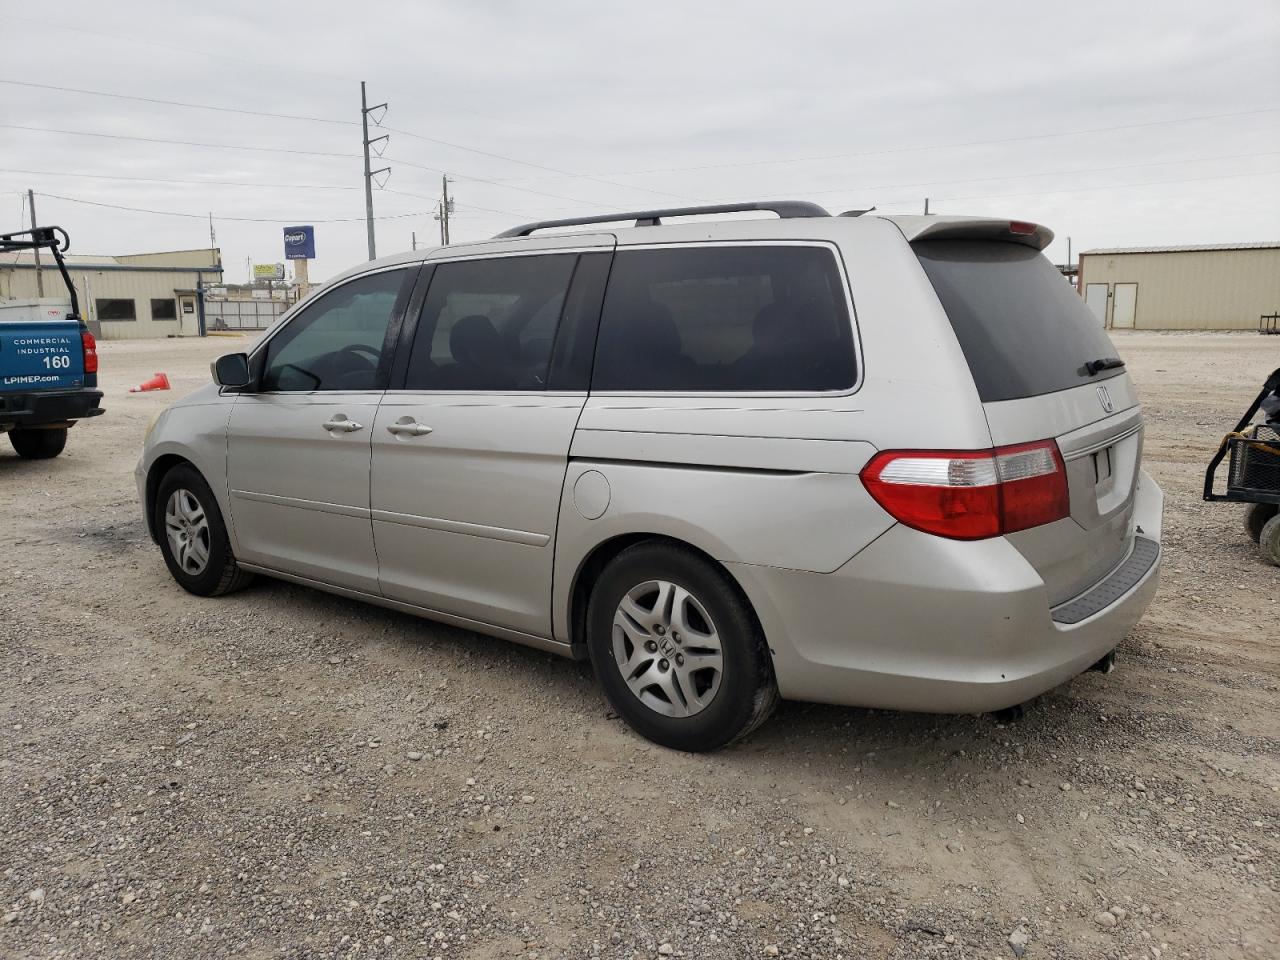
top-left (1, 331), bottom-right (1276, 960)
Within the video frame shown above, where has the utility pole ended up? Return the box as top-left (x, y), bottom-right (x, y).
top-left (208, 212), bottom-right (218, 268)
top-left (27, 189), bottom-right (44, 297)
top-left (923, 197), bottom-right (930, 216)
top-left (360, 81), bottom-right (389, 261)
top-left (441, 176), bottom-right (452, 245)
top-left (411, 231), bottom-right (417, 251)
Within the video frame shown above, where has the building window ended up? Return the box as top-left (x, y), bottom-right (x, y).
top-left (151, 298), bottom-right (178, 320)
top-left (96, 298), bottom-right (136, 321)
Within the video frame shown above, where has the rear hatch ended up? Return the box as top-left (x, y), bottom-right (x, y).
top-left (912, 230), bottom-right (1140, 606)
top-left (0, 317), bottom-right (87, 392)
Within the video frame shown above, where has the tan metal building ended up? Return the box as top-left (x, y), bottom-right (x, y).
top-left (1077, 242), bottom-right (1280, 331)
top-left (0, 248), bottom-right (222, 340)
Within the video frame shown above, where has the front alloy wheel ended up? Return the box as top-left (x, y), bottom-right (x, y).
top-left (164, 488), bottom-right (211, 576)
top-left (153, 463), bottom-right (253, 597)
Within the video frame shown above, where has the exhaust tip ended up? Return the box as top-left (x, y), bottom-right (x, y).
top-left (1088, 650), bottom-right (1117, 674)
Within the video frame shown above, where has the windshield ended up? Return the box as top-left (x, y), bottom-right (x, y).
top-left (914, 239), bottom-right (1124, 403)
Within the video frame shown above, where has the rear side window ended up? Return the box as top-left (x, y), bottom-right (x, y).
top-left (405, 254), bottom-right (577, 391)
top-left (592, 245), bottom-right (856, 392)
top-left (914, 240), bottom-right (1124, 403)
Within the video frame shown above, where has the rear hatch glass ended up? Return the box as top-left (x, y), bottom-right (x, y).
top-left (913, 239), bottom-right (1124, 403)
top-left (915, 238), bottom-right (1143, 607)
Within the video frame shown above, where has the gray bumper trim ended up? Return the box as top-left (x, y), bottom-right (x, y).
top-left (1051, 536), bottom-right (1160, 625)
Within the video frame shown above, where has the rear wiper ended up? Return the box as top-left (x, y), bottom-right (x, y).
top-left (1085, 357), bottom-right (1125, 376)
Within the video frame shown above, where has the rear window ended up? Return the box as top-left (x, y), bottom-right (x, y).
top-left (405, 254), bottom-right (578, 391)
top-left (592, 245), bottom-right (856, 392)
top-left (914, 240), bottom-right (1123, 403)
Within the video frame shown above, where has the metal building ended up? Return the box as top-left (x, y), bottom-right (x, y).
top-left (0, 248), bottom-right (222, 340)
top-left (1078, 242), bottom-right (1280, 331)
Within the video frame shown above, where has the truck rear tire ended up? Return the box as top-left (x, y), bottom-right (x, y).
top-left (9, 427), bottom-right (68, 459)
top-left (1244, 502), bottom-right (1278, 544)
top-left (1260, 514), bottom-right (1280, 568)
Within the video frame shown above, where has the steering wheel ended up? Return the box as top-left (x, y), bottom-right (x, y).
top-left (332, 343), bottom-right (381, 375)
top-left (338, 343), bottom-right (381, 362)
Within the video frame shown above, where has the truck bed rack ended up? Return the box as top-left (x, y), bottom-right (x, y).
top-left (0, 226), bottom-right (80, 317)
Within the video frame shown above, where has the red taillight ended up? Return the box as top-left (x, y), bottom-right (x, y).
top-left (860, 440), bottom-right (1069, 540)
top-left (1008, 220), bottom-right (1037, 236)
top-left (81, 331), bottom-right (98, 374)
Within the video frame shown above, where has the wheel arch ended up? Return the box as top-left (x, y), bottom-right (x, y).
top-left (145, 453), bottom-right (197, 543)
top-left (565, 532), bottom-right (767, 661)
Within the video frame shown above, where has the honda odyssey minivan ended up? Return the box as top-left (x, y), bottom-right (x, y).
top-left (138, 202), bottom-right (1162, 751)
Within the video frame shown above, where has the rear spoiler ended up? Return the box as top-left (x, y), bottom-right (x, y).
top-left (877, 215), bottom-right (1054, 251)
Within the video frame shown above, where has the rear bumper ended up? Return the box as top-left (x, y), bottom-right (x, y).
top-left (728, 469), bottom-right (1163, 713)
top-left (0, 388), bottom-right (104, 429)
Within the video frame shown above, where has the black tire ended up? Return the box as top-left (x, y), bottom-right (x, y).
top-left (586, 541), bottom-right (779, 752)
top-left (1260, 514), bottom-right (1280, 568)
top-left (154, 464), bottom-right (254, 597)
top-left (1244, 502), bottom-right (1278, 544)
top-left (9, 427), bottom-right (68, 459)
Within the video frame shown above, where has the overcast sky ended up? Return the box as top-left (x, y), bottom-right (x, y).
top-left (2, 0), bottom-right (1278, 283)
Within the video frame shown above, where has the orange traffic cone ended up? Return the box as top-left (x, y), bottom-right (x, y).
top-left (129, 372), bottom-right (171, 393)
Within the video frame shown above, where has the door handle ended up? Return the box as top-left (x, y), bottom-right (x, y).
top-left (386, 419), bottom-right (434, 437)
top-left (322, 417), bottom-right (364, 433)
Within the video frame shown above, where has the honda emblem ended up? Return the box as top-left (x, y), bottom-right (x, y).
top-left (1097, 385), bottom-right (1114, 413)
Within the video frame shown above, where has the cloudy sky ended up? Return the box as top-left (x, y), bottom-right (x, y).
top-left (2, 0), bottom-right (1278, 283)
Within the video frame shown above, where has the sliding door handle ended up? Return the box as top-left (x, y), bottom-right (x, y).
top-left (386, 419), bottom-right (433, 437)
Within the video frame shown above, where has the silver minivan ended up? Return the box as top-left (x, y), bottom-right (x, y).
top-left (137, 202), bottom-right (1163, 751)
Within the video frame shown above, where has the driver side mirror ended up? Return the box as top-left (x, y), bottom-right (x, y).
top-left (212, 352), bottom-right (252, 389)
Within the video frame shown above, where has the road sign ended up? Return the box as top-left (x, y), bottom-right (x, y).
top-left (283, 225), bottom-right (316, 260)
top-left (253, 263), bottom-right (285, 281)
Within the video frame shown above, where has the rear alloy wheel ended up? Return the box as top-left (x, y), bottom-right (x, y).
top-left (612, 579), bottom-right (725, 718)
top-left (1244, 502), bottom-right (1278, 544)
top-left (587, 542), bottom-right (778, 752)
top-left (8, 427), bottom-right (67, 459)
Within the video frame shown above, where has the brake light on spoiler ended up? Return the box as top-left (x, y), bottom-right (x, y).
top-left (861, 440), bottom-right (1069, 540)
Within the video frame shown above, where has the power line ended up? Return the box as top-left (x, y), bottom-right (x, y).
top-left (0, 167), bottom-right (360, 191)
top-left (0, 79), bottom-right (355, 125)
top-left (1, 123), bottom-right (359, 159)
top-left (2, 75), bottom-right (691, 202)
top-left (3, 14), bottom-right (356, 83)
top-left (4, 123), bottom-right (669, 209)
top-left (382, 125), bottom-right (695, 202)
top-left (551, 106), bottom-right (1280, 179)
top-left (706, 150), bottom-right (1280, 202)
top-left (34, 191), bottom-right (431, 224)
top-left (383, 190), bottom-right (534, 219)
top-left (387, 155), bottom-right (624, 209)
top-left (851, 167), bottom-right (1280, 210)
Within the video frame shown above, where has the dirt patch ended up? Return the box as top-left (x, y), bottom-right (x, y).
top-left (1, 332), bottom-right (1276, 959)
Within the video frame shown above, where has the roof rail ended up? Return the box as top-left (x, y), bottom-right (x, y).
top-left (493, 201), bottom-right (830, 239)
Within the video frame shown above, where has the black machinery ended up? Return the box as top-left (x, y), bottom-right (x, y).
top-left (1203, 366), bottom-right (1280, 565)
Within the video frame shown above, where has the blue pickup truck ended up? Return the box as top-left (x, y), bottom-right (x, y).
top-left (1, 227), bottom-right (103, 459)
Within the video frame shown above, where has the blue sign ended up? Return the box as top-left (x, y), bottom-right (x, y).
top-left (0, 321), bottom-right (85, 391)
top-left (283, 225), bottom-right (315, 260)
